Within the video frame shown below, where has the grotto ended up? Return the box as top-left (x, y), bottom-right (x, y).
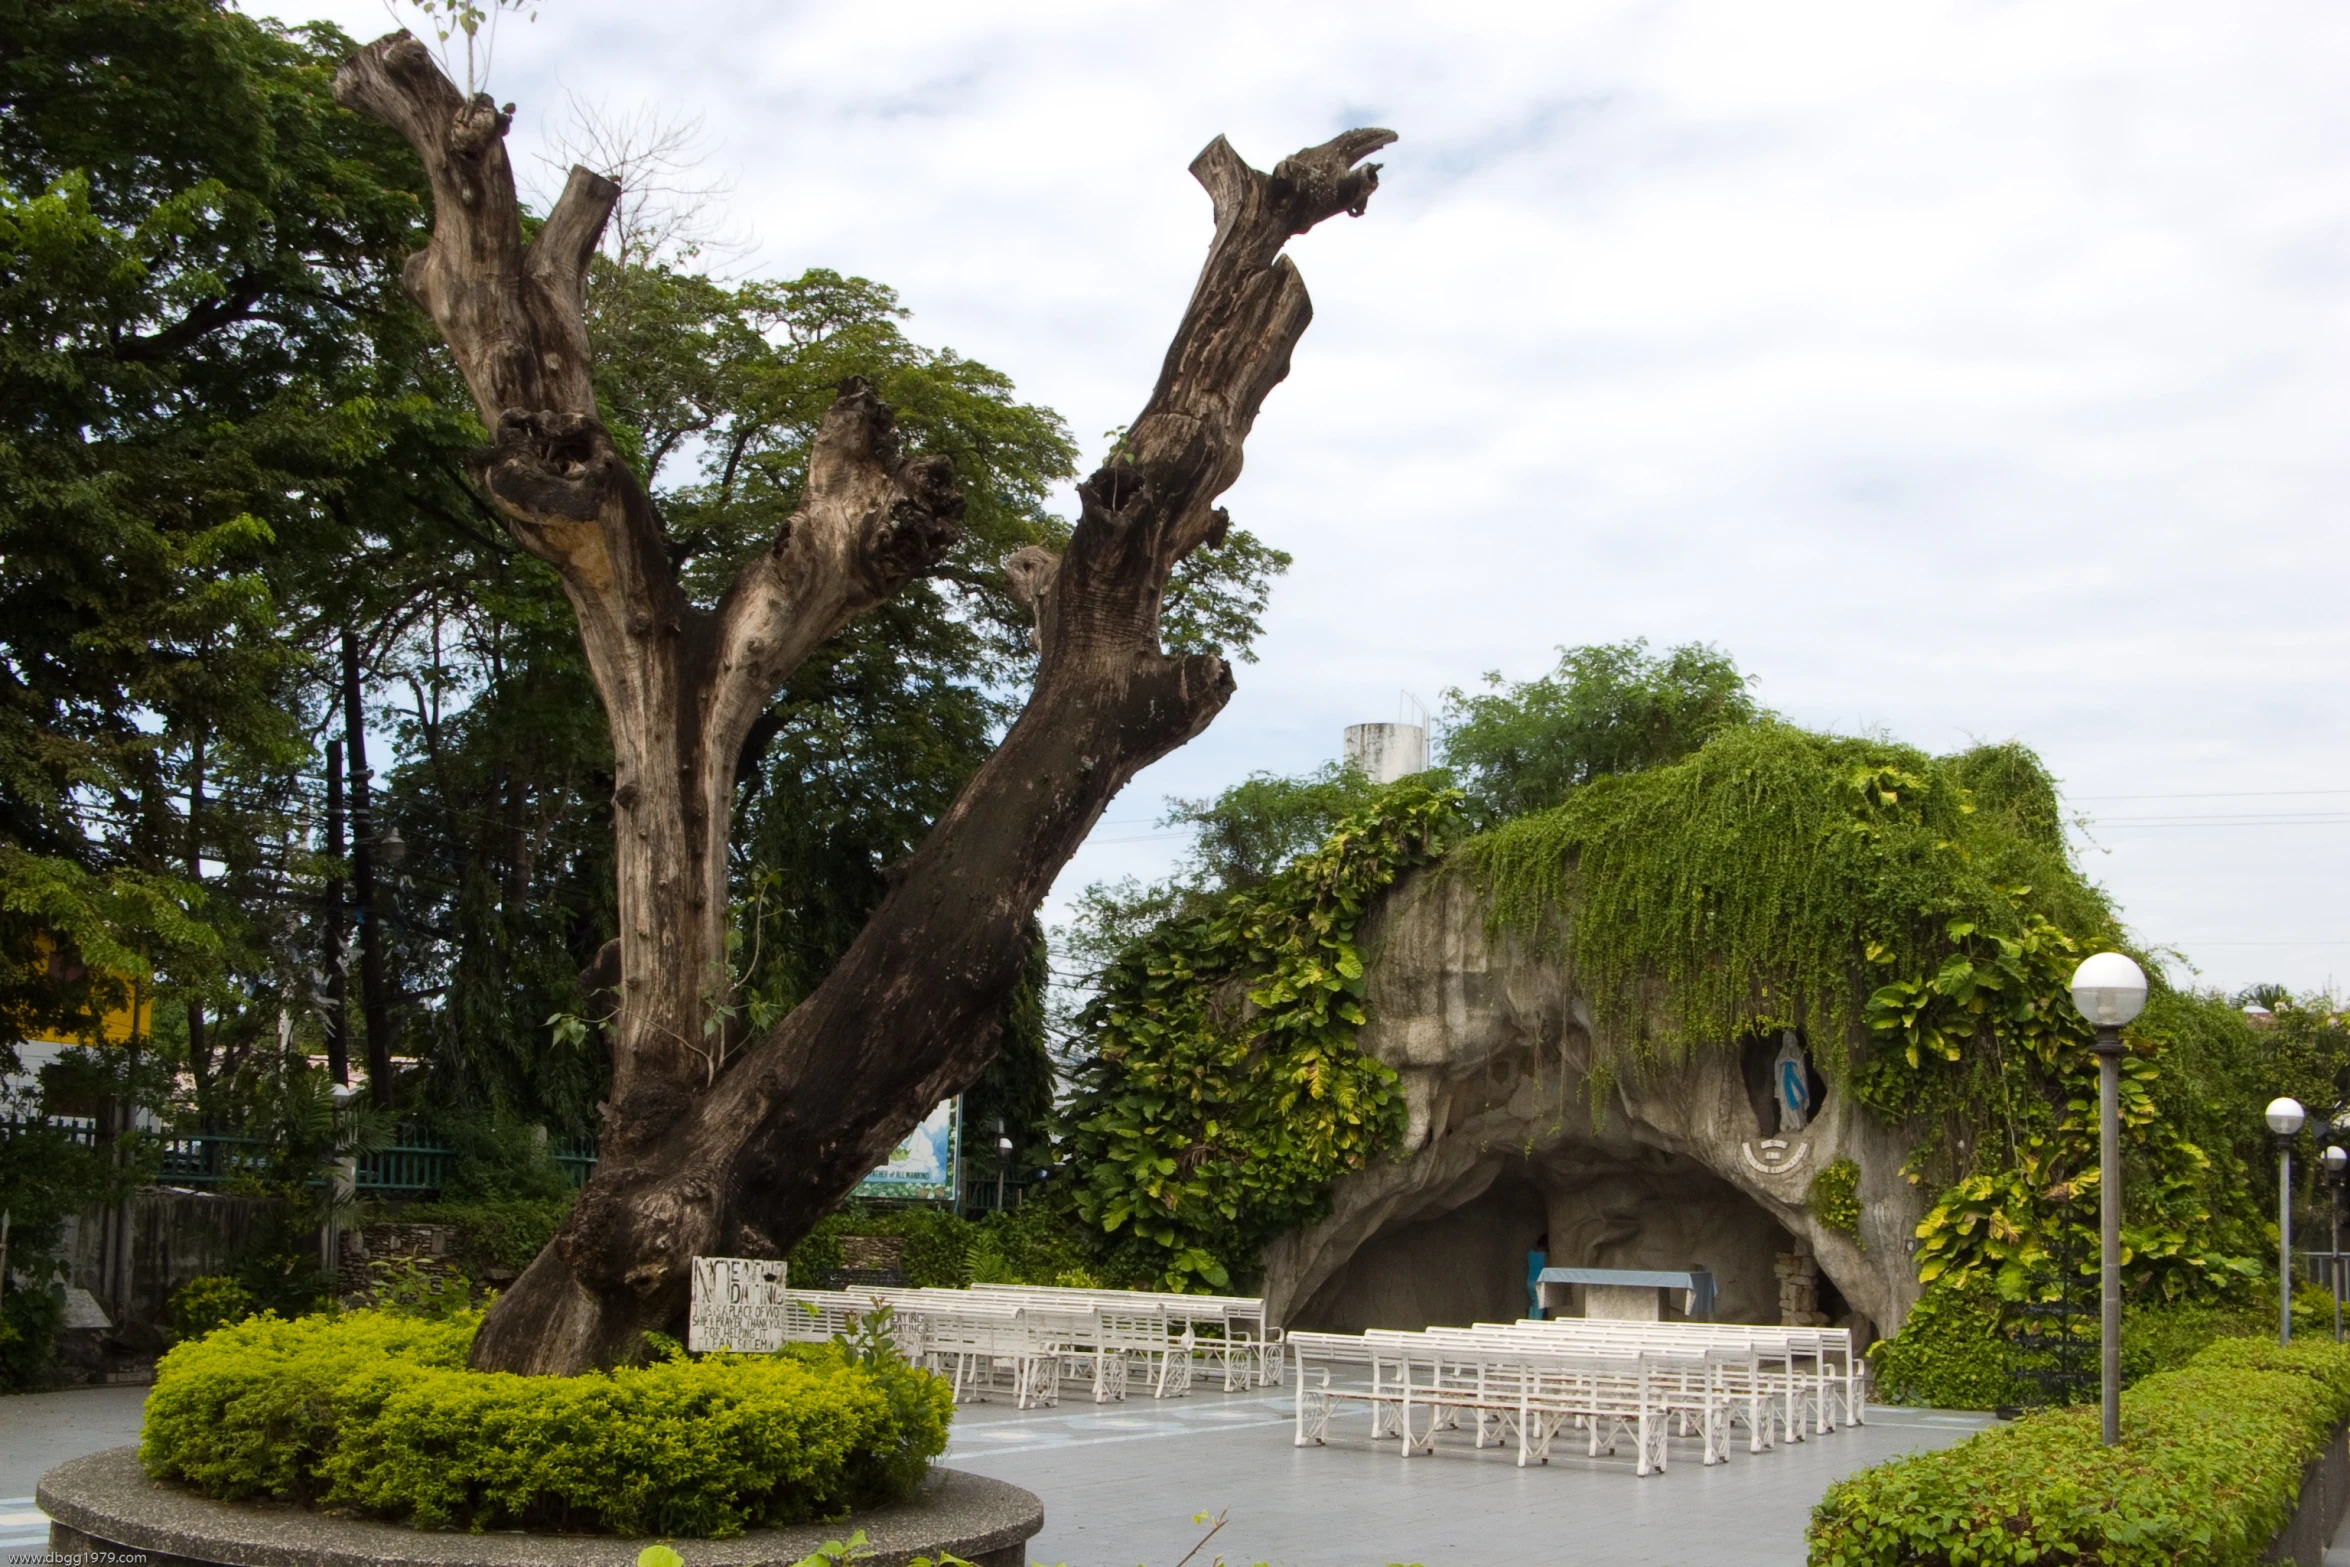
top-left (1065, 719), bottom-right (2229, 1353)
top-left (1264, 861), bottom-right (1907, 1342)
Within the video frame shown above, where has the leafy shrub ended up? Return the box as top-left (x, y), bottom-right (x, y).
top-left (0, 1277), bottom-right (65, 1392)
top-left (789, 1206), bottom-right (968, 1286)
top-left (141, 1309), bottom-right (953, 1536)
top-left (144, 1310), bottom-right (475, 1501)
top-left (1871, 1278), bottom-right (2342, 1411)
top-left (888, 1207), bottom-right (970, 1288)
top-left (168, 1275), bottom-right (257, 1343)
top-left (1811, 1335), bottom-right (2350, 1566)
top-left (360, 1259), bottom-right (475, 1320)
top-left (1868, 1277), bottom-right (2030, 1410)
top-left (2120, 1291), bottom-right (2333, 1380)
top-left (1808, 1158), bottom-right (1862, 1246)
top-left (375, 1195), bottom-right (574, 1277)
top-left (782, 1205), bottom-right (979, 1288)
top-left (424, 1111), bottom-right (577, 1204)
top-left (965, 1201), bottom-right (1109, 1287)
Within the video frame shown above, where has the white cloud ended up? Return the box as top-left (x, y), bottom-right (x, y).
top-left (261, 0), bottom-right (2350, 994)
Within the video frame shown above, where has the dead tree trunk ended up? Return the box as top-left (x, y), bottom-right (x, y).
top-left (336, 31), bottom-right (1391, 1376)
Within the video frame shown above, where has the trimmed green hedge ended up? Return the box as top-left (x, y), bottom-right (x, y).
top-left (1869, 1278), bottom-right (2343, 1411)
top-left (141, 1310), bottom-right (953, 1537)
top-left (1811, 1336), bottom-right (2350, 1566)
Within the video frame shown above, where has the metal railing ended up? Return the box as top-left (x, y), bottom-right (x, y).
top-left (1, 1115), bottom-right (598, 1196)
top-left (2300, 1250), bottom-right (2350, 1338)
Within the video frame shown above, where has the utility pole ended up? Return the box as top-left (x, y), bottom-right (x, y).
top-left (184, 736), bottom-right (206, 1093)
top-left (343, 632), bottom-right (392, 1109)
top-left (323, 739), bottom-right (348, 1086)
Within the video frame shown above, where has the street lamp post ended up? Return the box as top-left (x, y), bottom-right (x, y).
top-left (2323, 1143), bottom-right (2348, 1343)
top-left (2070, 952), bottom-right (2147, 1450)
top-left (996, 1134), bottom-right (1014, 1211)
top-left (2270, 1097), bottom-right (2307, 1343)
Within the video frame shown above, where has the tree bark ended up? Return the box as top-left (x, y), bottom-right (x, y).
top-left (323, 738), bottom-right (348, 1087)
top-left (343, 631), bottom-right (393, 1107)
top-left (335, 31), bottom-right (1391, 1375)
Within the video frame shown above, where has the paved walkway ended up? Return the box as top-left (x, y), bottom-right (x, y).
top-left (945, 1383), bottom-right (1991, 1567)
top-left (1, 1385), bottom-right (148, 1557)
top-left (9, 1379), bottom-right (2342, 1566)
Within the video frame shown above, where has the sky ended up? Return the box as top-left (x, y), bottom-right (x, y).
top-left (258, 0), bottom-right (2350, 998)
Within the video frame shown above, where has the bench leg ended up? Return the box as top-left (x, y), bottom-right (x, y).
top-left (1294, 1379), bottom-right (1330, 1446)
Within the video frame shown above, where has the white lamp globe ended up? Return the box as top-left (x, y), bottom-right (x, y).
top-left (2268, 1097), bottom-right (2308, 1137)
top-left (2069, 952), bottom-right (2149, 1027)
top-left (2325, 1146), bottom-right (2348, 1176)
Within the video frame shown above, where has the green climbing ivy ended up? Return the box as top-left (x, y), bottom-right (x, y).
top-left (1808, 1157), bottom-right (1863, 1248)
top-left (1059, 721), bottom-right (2258, 1312)
top-left (1454, 722), bottom-right (2254, 1309)
top-left (1060, 781), bottom-right (1462, 1291)
top-left (1458, 724), bottom-right (2108, 1069)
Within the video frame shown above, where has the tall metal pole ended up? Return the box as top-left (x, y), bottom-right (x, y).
top-left (2095, 1024), bottom-right (2122, 1447)
top-left (2281, 1141), bottom-right (2295, 1344)
top-left (2331, 1173), bottom-right (2342, 1344)
top-left (184, 737), bottom-right (207, 1094)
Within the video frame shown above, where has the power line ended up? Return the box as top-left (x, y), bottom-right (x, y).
top-left (2078, 815), bottom-right (2350, 828)
top-left (2069, 788), bottom-right (2350, 801)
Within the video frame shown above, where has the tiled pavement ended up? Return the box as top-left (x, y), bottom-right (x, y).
top-left (942, 1382), bottom-right (1992, 1567)
top-left (0, 1500), bottom-right (46, 1562)
top-left (7, 1377), bottom-right (2343, 1567)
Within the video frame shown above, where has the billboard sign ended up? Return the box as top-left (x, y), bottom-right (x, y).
top-left (852, 1096), bottom-right (959, 1202)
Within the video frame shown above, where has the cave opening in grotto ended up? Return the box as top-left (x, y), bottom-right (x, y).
top-left (1286, 1142), bottom-right (1844, 1335)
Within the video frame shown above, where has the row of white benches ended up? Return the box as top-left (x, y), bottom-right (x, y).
top-left (777, 1283), bottom-right (1281, 1407)
top-left (1287, 1320), bottom-right (1864, 1477)
top-left (968, 1284), bottom-right (1283, 1390)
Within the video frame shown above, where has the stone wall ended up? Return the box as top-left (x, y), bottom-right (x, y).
top-left (63, 1188), bottom-right (275, 1336)
top-left (1262, 864), bottom-right (1924, 1343)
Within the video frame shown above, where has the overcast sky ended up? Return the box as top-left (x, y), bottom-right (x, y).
top-left (260, 0), bottom-right (2350, 998)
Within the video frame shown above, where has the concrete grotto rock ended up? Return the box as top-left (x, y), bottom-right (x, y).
top-left (1263, 864), bottom-right (1928, 1344)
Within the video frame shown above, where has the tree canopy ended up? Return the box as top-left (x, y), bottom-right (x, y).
top-left (1439, 638), bottom-right (1758, 828)
top-left (0, 0), bottom-right (1292, 1194)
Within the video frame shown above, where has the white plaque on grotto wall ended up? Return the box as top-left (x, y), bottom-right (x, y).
top-left (687, 1255), bottom-right (790, 1353)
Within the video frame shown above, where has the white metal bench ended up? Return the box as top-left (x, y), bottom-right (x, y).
top-left (971, 1283), bottom-right (1278, 1389)
top-left (1289, 1328), bottom-right (1699, 1476)
top-left (1497, 1319), bottom-right (1861, 1438)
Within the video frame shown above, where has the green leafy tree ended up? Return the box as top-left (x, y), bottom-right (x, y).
top-left (0, 0), bottom-right (471, 1144)
top-left (1438, 639), bottom-right (1758, 828)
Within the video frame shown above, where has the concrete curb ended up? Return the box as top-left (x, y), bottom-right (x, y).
top-left (2273, 1423), bottom-right (2350, 1567)
top-left (38, 1448), bottom-right (1043, 1567)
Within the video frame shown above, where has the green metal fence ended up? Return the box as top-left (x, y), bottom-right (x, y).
top-left (1, 1116), bottom-right (597, 1196)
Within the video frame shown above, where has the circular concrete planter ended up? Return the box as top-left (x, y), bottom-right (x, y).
top-left (39, 1449), bottom-right (1043, 1567)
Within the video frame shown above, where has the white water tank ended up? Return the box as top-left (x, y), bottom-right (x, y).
top-left (1344, 722), bottom-right (1427, 785)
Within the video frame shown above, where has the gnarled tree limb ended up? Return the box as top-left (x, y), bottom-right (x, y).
top-left (455, 117), bottom-right (1394, 1375)
top-left (333, 34), bottom-right (965, 1134)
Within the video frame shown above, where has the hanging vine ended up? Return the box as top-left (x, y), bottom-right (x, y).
top-left (1453, 721), bottom-right (2255, 1307)
top-left (1060, 723), bottom-right (2256, 1307)
top-left (1060, 781), bottom-right (1461, 1290)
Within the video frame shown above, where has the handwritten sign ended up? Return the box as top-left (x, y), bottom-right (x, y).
top-left (687, 1256), bottom-right (789, 1353)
